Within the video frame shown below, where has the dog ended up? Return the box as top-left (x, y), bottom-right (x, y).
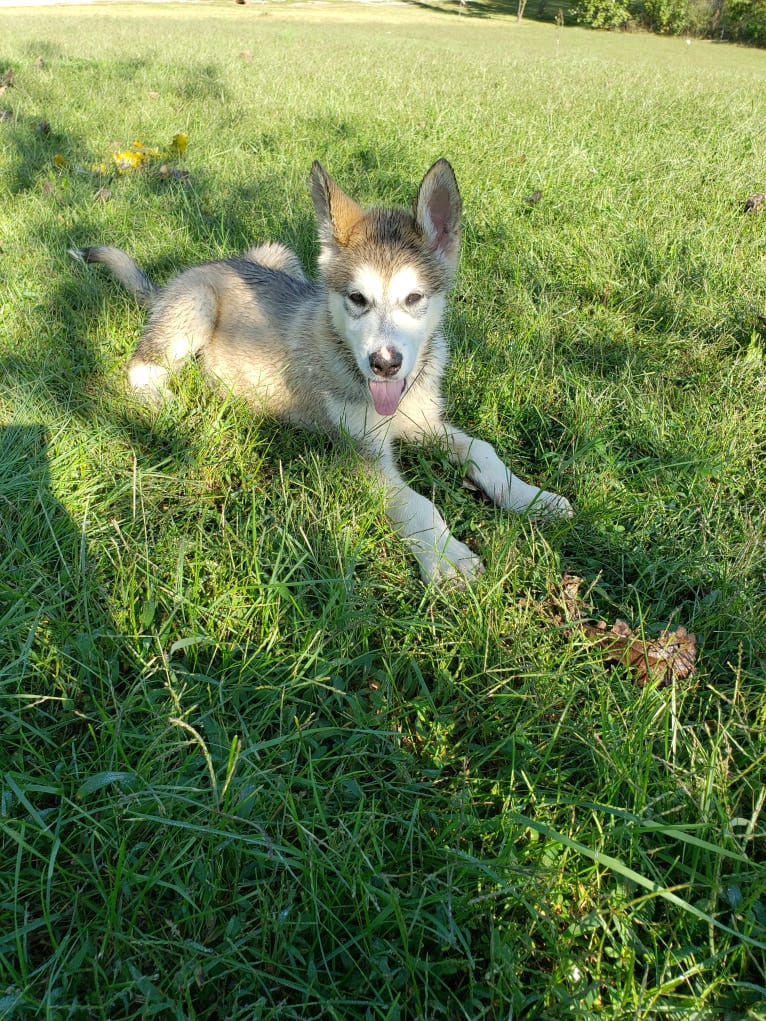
top-left (71, 159), bottom-right (572, 584)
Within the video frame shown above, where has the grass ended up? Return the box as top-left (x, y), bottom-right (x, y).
top-left (1, 2), bottom-right (765, 1017)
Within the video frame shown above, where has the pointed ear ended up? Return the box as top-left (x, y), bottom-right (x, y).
top-left (415, 158), bottom-right (461, 270)
top-left (309, 161), bottom-right (364, 246)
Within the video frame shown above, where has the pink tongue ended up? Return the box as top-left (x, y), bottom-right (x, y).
top-left (369, 379), bottom-right (406, 416)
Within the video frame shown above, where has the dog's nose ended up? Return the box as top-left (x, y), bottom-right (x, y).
top-left (369, 348), bottom-right (403, 378)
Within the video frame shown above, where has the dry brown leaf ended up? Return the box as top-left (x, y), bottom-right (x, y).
top-left (156, 163), bottom-right (191, 181)
top-left (543, 574), bottom-right (697, 687)
top-left (579, 618), bottom-right (697, 686)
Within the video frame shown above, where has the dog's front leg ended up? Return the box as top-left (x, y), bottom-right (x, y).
top-left (373, 453), bottom-right (483, 585)
top-left (442, 424), bottom-right (574, 519)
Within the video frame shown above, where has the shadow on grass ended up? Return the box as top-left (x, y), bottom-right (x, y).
top-left (404, 0), bottom-right (577, 22)
top-left (0, 425), bottom-right (133, 722)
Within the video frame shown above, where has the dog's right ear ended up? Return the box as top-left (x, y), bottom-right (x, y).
top-left (310, 162), bottom-right (364, 247)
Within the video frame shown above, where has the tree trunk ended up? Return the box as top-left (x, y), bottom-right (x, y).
top-left (710, 0), bottom-right (724, 34)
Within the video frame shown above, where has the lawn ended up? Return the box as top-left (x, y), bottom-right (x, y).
top-left (1, 2), bottom-right (765, 1017)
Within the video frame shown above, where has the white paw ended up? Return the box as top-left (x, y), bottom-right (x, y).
top-left (418, 537), bottom-right (485, 587)
top-left (527, 489), bottom-right (574, 521)
top-left (465, 453), bottom-right (573, 522)
top-left (127, 361), bottom-right (173, 406)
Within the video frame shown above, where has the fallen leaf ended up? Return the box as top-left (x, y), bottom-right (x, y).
top-left (579, 617), bottom-right (697, 686)
top-left (541, 574), bottom-right (697, 687)
top-left (132, 140), bottom-right (160, 158)
top-left (105, 136), bottom-right (187, 176)
top-left (156, 163), bottom-right (191, 181)
top-left (170, 131), bottom-right (188, 156)
top-left (112, 148), bottom-right (147, 173)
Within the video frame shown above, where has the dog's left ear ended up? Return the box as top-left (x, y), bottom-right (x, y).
top-left (415, 159), bottom-right (461, 270)
top-left (310, 161), bottom-right (364, 247)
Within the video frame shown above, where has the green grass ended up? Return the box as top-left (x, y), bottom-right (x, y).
top-left (1, 3), bottom-right (765, 1017)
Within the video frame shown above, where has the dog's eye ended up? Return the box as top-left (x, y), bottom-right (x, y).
top-left (348, 291), bottom-right (368, 309)
top-left (405, 292), bottom-right (424, 307)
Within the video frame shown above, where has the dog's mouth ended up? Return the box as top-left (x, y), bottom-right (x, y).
top-left (369, 378), bottom-right (406, 416)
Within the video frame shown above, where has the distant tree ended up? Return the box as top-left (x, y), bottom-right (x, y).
top-left (644, 0), bottom-right (688, 31)
top-left (725, 0), bottom-right (766, 45)
top-left (708, 0), bottom-right (724, 33)
top-left (538, 0), bottom-right (765, 43)
top-left (574, 0), bottom-right (632, 28)
top-left (517, 0), bottom-right (529, 21)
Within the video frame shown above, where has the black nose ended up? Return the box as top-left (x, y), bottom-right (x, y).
top-left (369, 348), bottom-right (403, 378)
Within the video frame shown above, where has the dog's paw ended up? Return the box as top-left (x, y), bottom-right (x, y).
top-left (127, 361), bottom-right (174, 406)
top-left (528, 489), bottom-right (574, 521)
top-left (418, 538), bottom-right (485, 587)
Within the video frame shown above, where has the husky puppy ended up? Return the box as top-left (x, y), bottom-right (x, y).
top-left (71, 160), bottom-right (572, 583)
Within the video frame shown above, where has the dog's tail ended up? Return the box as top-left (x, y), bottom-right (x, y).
top-left (69, 245), bottom-right (158, 309)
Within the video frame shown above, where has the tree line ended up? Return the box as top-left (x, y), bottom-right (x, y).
top-left (572, 0), bottom-right (766, 44)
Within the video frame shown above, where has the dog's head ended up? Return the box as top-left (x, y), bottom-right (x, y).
top-left (310, 159), bottom-right (461, 416)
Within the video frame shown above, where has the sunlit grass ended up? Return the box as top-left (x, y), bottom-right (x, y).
top-left (1, 4), bottom-right (765, 1018)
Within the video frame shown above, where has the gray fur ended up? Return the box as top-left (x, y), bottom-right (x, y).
top-left (69, 245), bottom-right (158, 308)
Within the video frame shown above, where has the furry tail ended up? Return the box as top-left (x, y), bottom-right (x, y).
top-left (69, 245), bottom-right (158, 308)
